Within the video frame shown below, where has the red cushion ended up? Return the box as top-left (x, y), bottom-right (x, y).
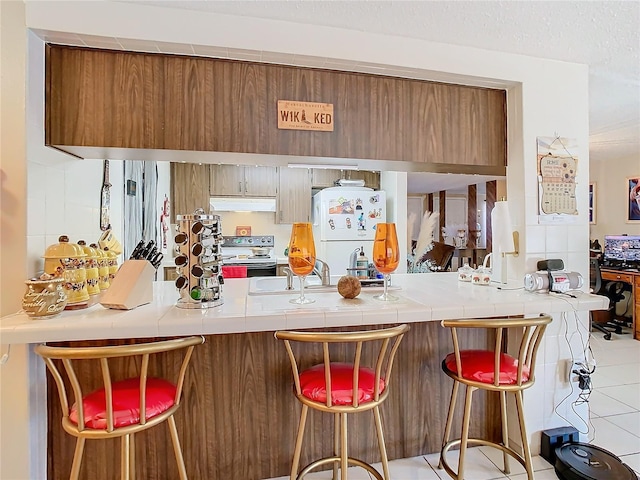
top-left (299, 362), bottom-right (385, 405)
top-left (69, 378), bottom-right (177, 429)
top-left (444, 350), bottom-right (530, 385)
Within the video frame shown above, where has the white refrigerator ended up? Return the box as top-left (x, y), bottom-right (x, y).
top-left (312, 186), bottom-right (386, 276)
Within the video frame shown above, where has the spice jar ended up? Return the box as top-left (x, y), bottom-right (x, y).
top-left (91, 243), bottom-right (110, 290)
top-left (43, 235), bottom-right (89, 307)
top-left (77, 240), bottom-right (101, 295)
top-left (22, 274), bottom-right (67, 318)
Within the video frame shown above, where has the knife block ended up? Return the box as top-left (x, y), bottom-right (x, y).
top-left (100, 260), bottom-right (155, 310)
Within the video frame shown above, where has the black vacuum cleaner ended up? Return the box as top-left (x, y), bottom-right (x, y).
top-left (554, 443), bottom-right (637, 480)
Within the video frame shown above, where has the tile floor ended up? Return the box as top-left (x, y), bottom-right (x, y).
top-left (265, 333), bottom-right (640, 479)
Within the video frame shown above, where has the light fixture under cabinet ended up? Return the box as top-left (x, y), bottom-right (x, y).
top-left (210, 197), bottom-right (276, 212)
top-left (287, 163), bottom-right (359, 170)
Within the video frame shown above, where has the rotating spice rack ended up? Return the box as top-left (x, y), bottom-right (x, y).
top-left (174, 210), bottom-right (224, 309)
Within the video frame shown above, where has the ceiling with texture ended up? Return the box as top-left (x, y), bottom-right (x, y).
top-left (127, 0), bottom-right (640, 165)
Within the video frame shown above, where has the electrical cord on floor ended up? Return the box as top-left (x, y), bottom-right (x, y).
top-left (553, 310), bottom-right (596, 437)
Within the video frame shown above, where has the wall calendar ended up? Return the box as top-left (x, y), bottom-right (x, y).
top-left (536, 136), bottom-right (579, 219)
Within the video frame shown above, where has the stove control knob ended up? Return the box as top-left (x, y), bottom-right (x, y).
top-left (247, 238), bottom-right (253, 244)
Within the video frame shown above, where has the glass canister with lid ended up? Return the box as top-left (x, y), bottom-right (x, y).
top-left (43, 235), bottom-right (89, 307)
top-left (77, 240), bottom-right (101, 296)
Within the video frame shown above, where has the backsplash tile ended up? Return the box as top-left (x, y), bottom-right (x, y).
top-left (27, 159), bottom-right (125, 281)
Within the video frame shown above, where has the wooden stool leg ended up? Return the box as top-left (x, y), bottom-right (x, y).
top-left (458, 386), bottom-right (475, 480)
top-left (121, 434), bottom-right (131, 480)
top-left (130, 433), bottom-right (136, 480)
top-left (439, 380), bottom-right (460, 469)
top-left (291, 404), bottom-right (308, 480)
top-left (333, 413), bottom-right (340, 480)
top-left (373, 405), bottom-right (390, 480)
top-left (69, 437), bottom-right (86, 480)
top-left (515, 391), bottom-right (534, 479)
top-left (500, 390), bottom-right (510, 474)
top-left (167, 415), bottom-right (188, 480)
top-left (340, 413), bottom-right (348, 480)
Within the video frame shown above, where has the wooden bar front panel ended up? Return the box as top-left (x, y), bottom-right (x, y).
top-left (46, 322), bottom-right (499, 480)
top-left (47, 45), bottom-right (507, 168)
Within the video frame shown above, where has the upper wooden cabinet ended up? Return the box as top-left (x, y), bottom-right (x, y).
top-left (210, 165), bottom-right (277, 197)
top-left (46, 45), bottom-right (506, 171)
top-left (349, 171), bottom-right (380, 189)
top-left (311, 169), bottom-right (343, 188)
top-left (170, 163), bottom-right (211, 223)
top-left (311, 169), bottom-right (380, 189)
top-left (277, 168), bottom-right (311, 224)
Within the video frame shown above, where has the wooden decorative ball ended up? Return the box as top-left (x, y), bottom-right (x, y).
top-left (337, 276), bottom-right (361, 299)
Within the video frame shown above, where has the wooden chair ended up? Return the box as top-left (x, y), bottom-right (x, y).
top-left (589, 258), bottom-right (629, 339)
top-left (422, 241), bottom-right (456, 270)
top-left (35, 336), bottom-right (205, 480)
top-left (438, 314), bottom-right (552, 480)
top-left (275, 324), bottom-right (409, 480)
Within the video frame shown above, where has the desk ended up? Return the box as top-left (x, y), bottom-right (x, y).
top-left (601, 268), bottom-right (640, 340)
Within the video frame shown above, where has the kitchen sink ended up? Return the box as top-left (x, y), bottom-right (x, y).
top-left (248, 276), bottom-right (338, 295)
top-left (247, 275), bottom-right (391, 296)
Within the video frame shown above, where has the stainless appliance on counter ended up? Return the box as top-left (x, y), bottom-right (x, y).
top-left (221, 235), bottom-right (277, 277)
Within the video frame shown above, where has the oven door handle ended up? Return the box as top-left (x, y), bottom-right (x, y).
top-left (244, 263), bottom-right (277, 269)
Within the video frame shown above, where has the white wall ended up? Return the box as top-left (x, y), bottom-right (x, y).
top-left (590, 154), bottom-right (640, 242)
top-left (0, 1), bottom-right (595, 476)
top-left (25, 32), bottom-right (126, 279)
top-left (1, 2), bottom-right (27, 316)
top-left (0, 4), bottom-right (34, 480)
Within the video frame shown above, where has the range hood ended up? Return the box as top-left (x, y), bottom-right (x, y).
top-left (210, 197), bottom-right (276, 212)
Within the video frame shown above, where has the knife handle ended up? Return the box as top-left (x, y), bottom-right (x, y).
top-left (129, 240), bottom-right (146, 260)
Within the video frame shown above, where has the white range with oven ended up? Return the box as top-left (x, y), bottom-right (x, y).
top-left (221, 235), bottom-right (276, 277)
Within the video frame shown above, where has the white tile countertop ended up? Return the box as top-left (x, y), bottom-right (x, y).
top-left (0, 273), bottom-right (608, 344)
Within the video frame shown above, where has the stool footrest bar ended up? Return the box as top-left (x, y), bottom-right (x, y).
top-left (440, 438), bottom-right (527, 479)
top-left (297, 456), bottom-right (384, 480)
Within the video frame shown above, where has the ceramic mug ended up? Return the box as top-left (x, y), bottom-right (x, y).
top-left (98, 229), bottom-right (122, 255)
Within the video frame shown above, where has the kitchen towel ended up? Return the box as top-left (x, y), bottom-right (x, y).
top-left (222, 266), bottom-right (248, 278)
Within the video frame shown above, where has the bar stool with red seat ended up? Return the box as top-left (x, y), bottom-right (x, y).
top-left (35, 336), bottom-right (205, 480)
top-left (438, 314), bottom-right (552, 480)
top-left (275, 324), bottom-right (409, 480)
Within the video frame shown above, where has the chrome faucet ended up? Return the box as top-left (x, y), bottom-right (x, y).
top-left (348, 247), bottom-right (360, 276)
top-left (282, 267), bottom-right (294, 290)
top-left (312, 259), bottom-right (331, 286)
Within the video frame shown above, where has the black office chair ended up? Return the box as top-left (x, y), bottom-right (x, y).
top-left (589, 258), bottom-right (628, 340)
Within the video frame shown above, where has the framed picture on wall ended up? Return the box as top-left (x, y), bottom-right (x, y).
top-left (627, 177), bottom-right (640, 223)
top-left (589, 183), bottom-right (596, 224)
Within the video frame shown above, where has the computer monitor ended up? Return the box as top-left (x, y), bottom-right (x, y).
top-left (603, 235), bottom-right (640, 265)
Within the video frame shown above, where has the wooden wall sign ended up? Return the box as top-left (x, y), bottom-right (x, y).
top-left (277, 100), bottom-right (334, 131)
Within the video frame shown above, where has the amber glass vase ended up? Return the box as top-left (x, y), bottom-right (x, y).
top-left (372, 223), bottom-right (400, 301)
top-left (288, 223), bottom-right (316, 304)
